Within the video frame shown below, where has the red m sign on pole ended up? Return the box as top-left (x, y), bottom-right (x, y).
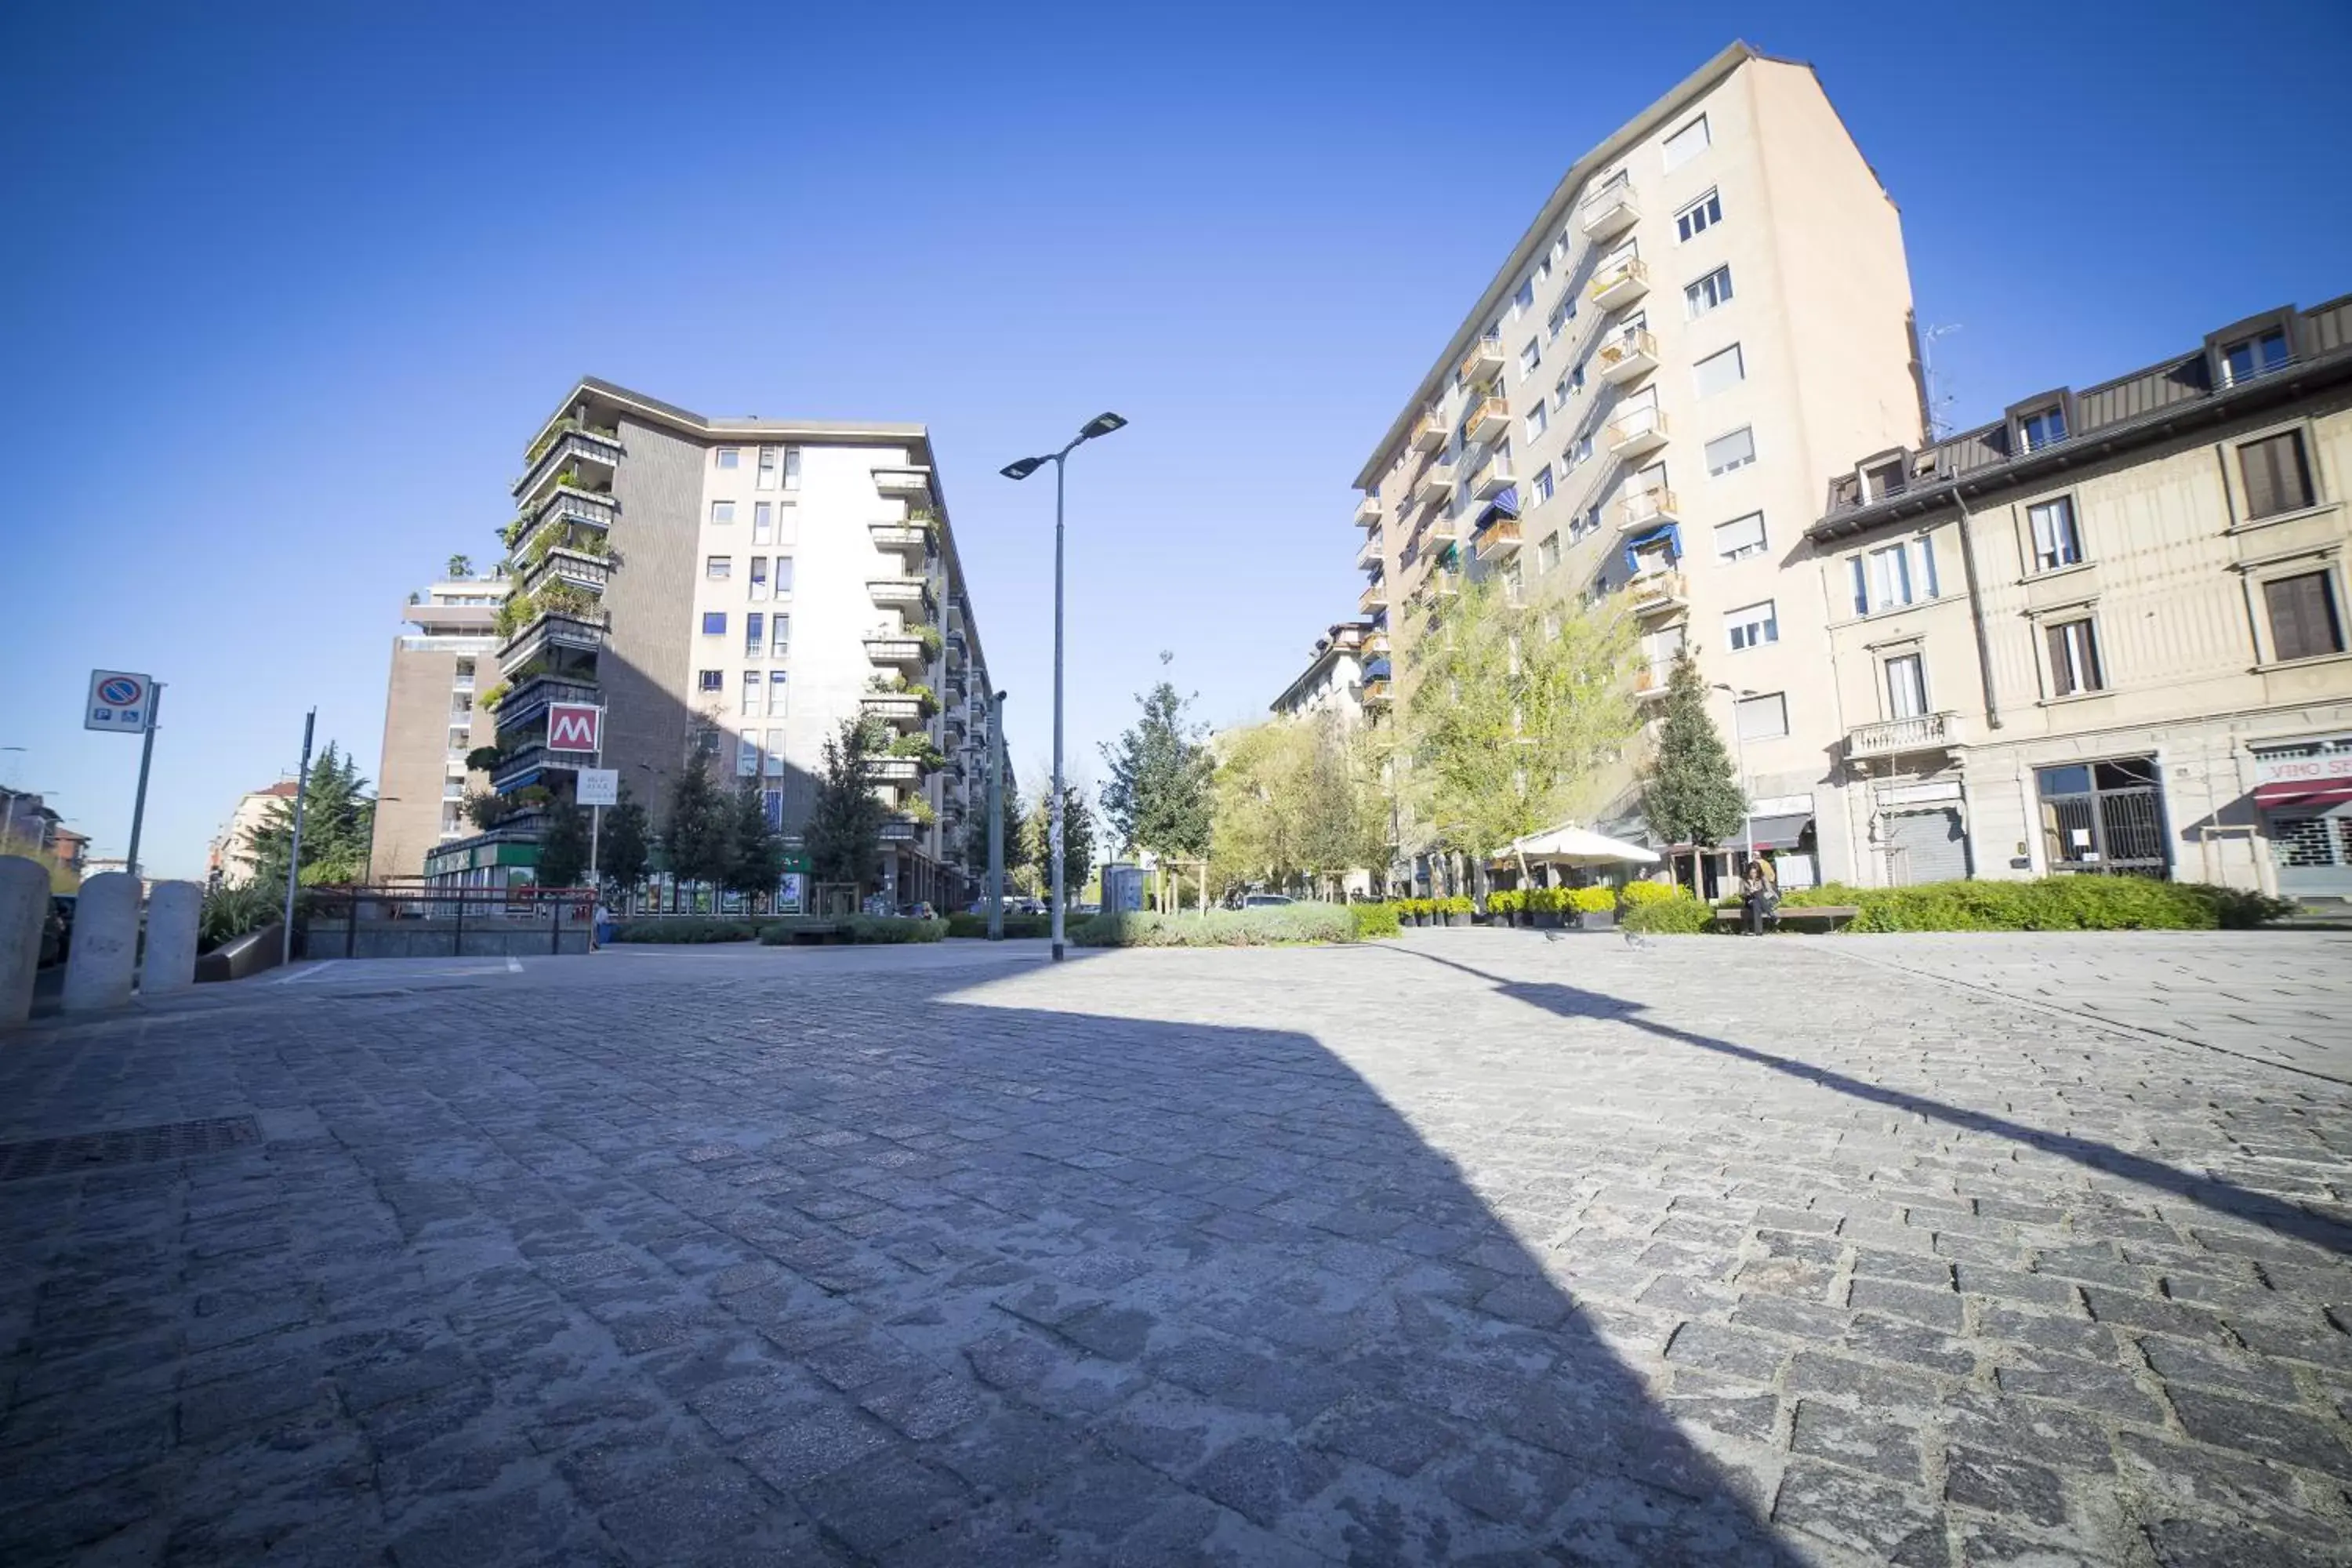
top-left (547, 703), bottom-right (603, 752)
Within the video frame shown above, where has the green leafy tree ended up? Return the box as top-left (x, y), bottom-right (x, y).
top-left (722, 783), bottom-right (787, 900)
top-left (597, 784), bottom-right (651, 908)
top-left (446, 553), bottom-right (473, 579)
top-left (660, 751), bottom-right (735, 889)
top-left (804, 718), bottom-right (891, 896)
top-left (1210, 713), bottom-right (1388, 898)
top-left (246, 744), bottom-right (376, 887)
top-left (1100, 658), bottom-right (1213, 875)
top-left (535, 799), bottom-right (590, 888)
top-left (1640, 650), bottom-right (1748, 889)
top-left (1024, 785), bottom-right (1094, 902)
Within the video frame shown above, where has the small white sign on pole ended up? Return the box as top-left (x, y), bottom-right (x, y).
top-left (576, 768), bottom-right (620, 808)
top-left (85, 670), bottom-right (154, 733)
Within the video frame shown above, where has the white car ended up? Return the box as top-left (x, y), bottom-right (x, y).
top-left (1240, 893), bottom-right (1295, 908)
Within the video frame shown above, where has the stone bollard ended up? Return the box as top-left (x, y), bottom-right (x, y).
top-left (62, 871), bottom-right (140, 1014)
top-left (0, 855), bottom-right (47, 1027)
top-left (142, 880), bottom-right (203, 996)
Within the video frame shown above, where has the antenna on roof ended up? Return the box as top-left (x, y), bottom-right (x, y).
top-left (1920, 322), bottom-right (1962, 441)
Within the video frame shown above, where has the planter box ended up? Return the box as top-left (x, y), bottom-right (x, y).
top-left (1577, 909), bottom-right (1617, 931)
top-left (1534, 910), bottom-right (1563, 929)
top-left (1446, 912), bottom-right (1471, 927)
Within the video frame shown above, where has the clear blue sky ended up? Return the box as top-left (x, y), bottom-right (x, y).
top-left (2, 0), bottom-right (2345, 879)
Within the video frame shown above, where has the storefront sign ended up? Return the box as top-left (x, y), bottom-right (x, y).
top-left (2255, 752), bottom-right (2352, 788)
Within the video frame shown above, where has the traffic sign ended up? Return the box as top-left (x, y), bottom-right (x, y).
top-left (85, 670), bottom-right (154, 733)
top-left (547, 703), bottom-right (602, 752)
top-left (576, 768), bottom-right (619, 808)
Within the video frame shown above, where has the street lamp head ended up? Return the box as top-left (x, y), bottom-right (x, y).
top-left (1000, 456), bottom-right (1044, 481)
top-left (1078, 412), bottom-right (1127, 441)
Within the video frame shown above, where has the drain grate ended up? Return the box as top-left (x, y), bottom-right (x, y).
top-left (0, 1116), bottom-right (263, 1182)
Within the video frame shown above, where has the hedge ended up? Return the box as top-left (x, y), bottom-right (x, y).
top-left (1620, 889), bottom-right (1713, 934)
top-left (1350, 902), bottom-right (1402, 939)
top-left (945, 913), bottom-right (1054, 939)
top-left (610, 918), bottom-right (760, 944)
top-left (1778, 877), bottom-right (2291, 932)
top-left (1073, 906), bottom-right (1356, 947)
top-left (759, 916), bottom-right (946, 945)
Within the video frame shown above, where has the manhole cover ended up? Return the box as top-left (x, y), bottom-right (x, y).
top-left (0, 1116), bottom-right (263, 1182)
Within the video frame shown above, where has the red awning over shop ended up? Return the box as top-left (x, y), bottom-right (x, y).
top-left (2255, 780), bottom-right (2352, 809)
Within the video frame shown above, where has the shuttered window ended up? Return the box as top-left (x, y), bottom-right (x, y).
top-left (2045, 619), bottom-right (2103, 696)
top-left (2265, 572), bottom-right (2345, 662)
top-left (2239, 431), bottom-right (2315, 520)
top-left (1734, 692), bottom-right (1788, 741)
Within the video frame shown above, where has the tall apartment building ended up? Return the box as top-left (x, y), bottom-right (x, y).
top-left (1808, 296), bottom-right (2352, 900)
top-left (213, 779), bottom-right (299, 886)
top-left (427, 378), bottom-right (993, 911)
top-left (1348, 43), bottom-right (1923, 890)
top-left (367, 577), bottom-right (503, 880)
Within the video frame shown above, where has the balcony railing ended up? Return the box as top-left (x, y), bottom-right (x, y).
top-left (860, 693), bottom-right (925, 728)
top-left (1354, 495), bottom-right (1383, 528)
top-left (1466, 395), bottom-right (1510, 444)
top-left (1474, 517), bottom-right (1523, 561)
top-left (1625, 569), bottom-right (1688, 616)
top-left (498, 610), bottom-right (608, 667)
top-left (1613, 486), bottom-right (1681, 532)
top-left (1595, 328), bottom-right (1660, 385)
top-left (866, 577), bottom-right (932, 609)
top-left (1410, 408), bottom-right (1447, 452)
top-left (513, 427), bottom-right (624, 503)
top-left (1359, 579), bottom-right (1388, 614)
top-left (490, 742), bottom-right (590, 793)
top-left (873, 466), bottom-right (933, 502)
top-left (863, 636), bottom-right (929, 674)
top-left (1457, 336), bottom-right (1505, 381)
top-left (866, 757), bottom-right (922, 784)
top-left (1361, 677), bottom-right (1392, 705)
top-left (1847, 711), bottom-right (1967, 760)
top-left (1578, 176), bottom-right (1639, 241)
top-left (1356, 533), bottom-right (1382, 571)
top-left (1634, 662), bottom-right (1675, 700)
top-left (1605, 405), bottom-right (1670, 461)
top-left (1588, 257), bottom-right (1650, 311)
top-left (869, 521), bottom-right (931, 558)
top-left (1413, 460), bottom-right (1455, 506)
top-left (514, 486), bottom-right (617, 557)
top-left (521, 547), bottom-right (612, 599)
top-left (1471, 452), bottom-right (1515, 498)
top-left (493, 672), bottom-right (600, 725)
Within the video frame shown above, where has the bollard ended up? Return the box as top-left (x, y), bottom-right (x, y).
top-left (0, 856), bottom-right (47, 1027)
top-left (141, 880), bottom-right (203, 996)
top-left (62, 871), bottom-right (140, 1014)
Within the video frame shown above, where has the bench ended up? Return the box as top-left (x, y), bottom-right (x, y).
top-left (1711, 904), bottom-right (1860, 932)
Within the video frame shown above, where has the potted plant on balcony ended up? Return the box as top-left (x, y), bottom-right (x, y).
top-left (1570, 885), bottom-right (1618, 931)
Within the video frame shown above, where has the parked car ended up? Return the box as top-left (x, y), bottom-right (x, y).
top-left (898, 901), bottom-right (937, 920)
top-left (1240, 892), bottom-right (1295, 908)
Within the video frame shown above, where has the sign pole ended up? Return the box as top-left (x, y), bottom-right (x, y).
top-left (281, 709), bottom-right (315, 967)
top-left (587, 743), bottom-right (603, 897)
top-left (125, 682), bottom-right (164, 878)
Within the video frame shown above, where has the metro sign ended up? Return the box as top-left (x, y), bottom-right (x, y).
top-left (546, 702), bottom-right (603, 753)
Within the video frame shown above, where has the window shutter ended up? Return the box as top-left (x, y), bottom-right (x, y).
top-left (2241, 432), bottom-right (2314, 520)
top-left (2030, 504), bottom-right (2056, 566)
top-left (2267, 572), bottom-right (2343, 661)
top-left (1850, 557), bottom-right (1868, 616)
top-left (2046, 623), bottom-right (2075, 696)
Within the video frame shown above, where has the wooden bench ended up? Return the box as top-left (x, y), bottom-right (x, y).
top-left (1711, 904), bottom-right (1860, 932)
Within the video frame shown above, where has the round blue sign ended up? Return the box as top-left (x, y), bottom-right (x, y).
top-left (98, 677), bottom-right (142, 706)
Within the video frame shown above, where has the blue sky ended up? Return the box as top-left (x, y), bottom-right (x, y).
top-left (2, 0), bottom-right (2346, 879)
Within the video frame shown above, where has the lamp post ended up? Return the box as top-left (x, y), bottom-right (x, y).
top-left (985, 690), bottom-right (1008, 940)
top-left (1001, 412), bottom-right (1127, 962)
top-left (1711, 683), bottom-right (1757, 866)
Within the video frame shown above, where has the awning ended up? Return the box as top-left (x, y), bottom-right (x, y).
top-left (1747, 813), bottom-right (1814, 851)
top-left (2256, 780), bottom-right (2352, 810)
top-left (1622, 524), bottom-right (1682, 574)
top-left (1473, 492), bottom-right (1520, 530)
top-left (1492, 823), bottom-right (1661, 865)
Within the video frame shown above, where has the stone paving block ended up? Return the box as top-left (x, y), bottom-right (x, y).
top-left (2165, 1385), bottom-right (2352, 1479)
top-left (1770, 1459), bottom-right (1946, 1563)
top-left (1789, 1399), bottom-right (1922, 1483)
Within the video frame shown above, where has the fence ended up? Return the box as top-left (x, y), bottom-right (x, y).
top-left (299, 884), bottom-right (594, 960)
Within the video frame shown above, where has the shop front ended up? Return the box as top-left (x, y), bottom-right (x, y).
top-left (2252, 739), bottom-right (2352, 901)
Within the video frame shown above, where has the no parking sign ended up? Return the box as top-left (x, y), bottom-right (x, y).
top-left (85, 670), bottom-right (154, 733)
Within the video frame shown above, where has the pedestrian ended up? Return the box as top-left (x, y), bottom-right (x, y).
top-left (593, 899), bottom-right (613, 950)
top-left (1740, 856), bottom-right (1779, 935)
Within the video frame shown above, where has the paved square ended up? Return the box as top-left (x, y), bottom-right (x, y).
top-left (2, 931), bottom-right (2349, 1565)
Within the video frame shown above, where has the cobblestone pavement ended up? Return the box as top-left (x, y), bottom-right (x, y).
top-left (1, 931), bottom-right (2348, 1566)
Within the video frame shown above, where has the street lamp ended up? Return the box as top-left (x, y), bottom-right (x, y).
top-left (1001, 411), bottom-right (1127, 962)
top-left (1710, 683), bottom-right (1757, 864)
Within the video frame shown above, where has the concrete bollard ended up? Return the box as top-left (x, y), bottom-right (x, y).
top-left (0, 855), bottom-right (47, 1027)
top-left (141, 880), bottom-right (203, 996)
top-left (62, 871), bottom-right (140, 1014)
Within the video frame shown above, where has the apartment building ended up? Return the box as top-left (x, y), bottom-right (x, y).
top-left (427, 379), bottom-right (993, 911)
top-left (1808, 296), bottom-right (2352, 900)
top-left (367, 578), bottom-right (503, 880)
top-left (1348, 43), bottom-right (1924, 890)
top-left (1269, 620), bottom-right (1385, 723)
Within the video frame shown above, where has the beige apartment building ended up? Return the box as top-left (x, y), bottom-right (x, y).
top-left (1348, 42), bottom-right (1924, 891)
top-left (211, 779), bottom-right (299, 885)
top-left (425, 379), bottom-right (994, 911)
top-left (366, 577), bottom-right (502, 880)
top-left (1269, 619), bottom-right (1383, 724)
top-left (1807, 296), bottom-right (2352, 900)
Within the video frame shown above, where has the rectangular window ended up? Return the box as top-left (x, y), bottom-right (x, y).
top-left (1538, 532), bottom-right (1562, 572)
top-left (2239, 430), bottom-right (2315, 519)
top-left (1704, 426), bottom-right (1755, 475)
top-left (1547, 295), bottom-right (1575, 340)
top-left (742, 672), bottom-right (761, 716)
top-left (2027, 497), bottom-right (2083, 571)
top-left (745, 612), bottom-right (764, 655)
top-left (2265, 571), bottom-right (2347, 661)
top-left (710, 500), bottom-right (735, 526)
top-left (1734, 691), bottom-right (1787, 741)
top-left (2045, 619), bottom-right (2104, 696)
top-left (1851, 537), bottom-right (1940, 614)
top-left (1519, 339), bottom-right (1541, 379)
top-left (763, 728), bottom-right (786, 776)
top-left (702, 611), bottom-right (727, 636)
top-left (1885, 654), bottom-right (1927, 719)
top-left (1532, 463), bottom-right (1555, 503)
top-left (1714, 511), bottom-right (1767, 561)
top-left (738, 732), bottom-right (760, 776)
top-left (783, 448), bottom-right (802, 491)
top-left (753, 501), bottom-right (773, 543)
top-left (757, 446), bottom-right (779, 490)
top-left (1662, 114), bottom-right (1710, 171)
top-left (774, 556), bottom-right (794, 593)
top-left (2020, 405), bottom-right (2068, 451)
top-left (1694, 343), bottom-right (1745, 397)
top-left (1525, 402), bottom-right (1548, 441)
top-left (1570, 505), bottom-right (1602, 541)
top-left (749, 557), bottom-right (768, 601)
top-left (715, 447), bottom-right (739, 470)
top-left (706, 556), bottom-right (731, 580)
top-left (698, 669), bottom-right (724, 693)
top-left (1675, 189), bottom-right (1722, 241)
top-left (1568, 434), bottom-right (1593, 469)
top-left (1726, 599), bottom-right (1778, 652)
top-left (1684, 265), bottom-right (1733, 318)
top-left (2222, 329), bottom-right (2290, 386)
top-left (768, 671), bottom-right (789, 717)
top-left (1512, 279), bottom-right (1534, 316)
top-left (771, 613), bottom-right (790, 657)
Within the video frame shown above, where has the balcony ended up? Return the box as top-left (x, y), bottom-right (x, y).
top-left (1847, 711), bottom-right (1968, 760)
top-left (869, 521), bottom-right (931, 562)
top-left (880, 816), bottom-right (920, 844)
top-left (1606, 405), bottom-right (1670, 461)
top-left (1634, 662), bottom-right (1675, 702)
top-left (498, 610), bottom-right (607, 668)
top-left (1588, 256), bottom-right (1650, 312)
top-left (1579, 176), bottom-right (1639, 242)
top-left (864, 633), bottom-right (930, 675)
top-left (1457, 336), bottom-right (1505, 382)
top-left (1596, 328), bottom-right (1660, 385)
top-left (1613, 486), bottom-right (1682, 532)
top-left (490, 742), bottom-right (588, 794)
top-left (867, 576), bottom-right (932, 612)
top-left (513, 486), bottom-right (617, 557)
top-left (1413, 459), bottom-right (1455, 507)
top-left (1359, 579), bottom-right (1388, 615)
top-left (1625, 569), bottom-right (1688, 618)
top-left (1471, 451), bottom-right (1515, 499)
top-left (1422, 515), bottom-right (1460, 547)
top-left (873, 466), bottom-right (933, 503)
top-left (1473, 517), bottom-right (1523, 561)
top-left (1363, 630), bottom-right (1390, 656)
top-left (1466, 396), bottom-right (1510, 444)
top-left (861, 693), bottom-right (925, 729)
top-left (866, 757), bottom-right (922, 784)
top-left (521, 546), bottom-right (612, 599)
top-left (1361, 677), bottom-right (1392, 707)
top-left (1354, 495), bottom-right (1382, 528)
top-left (514, 426), bottom-right (624, 505)
top-left (493, 671), bottom-right (600, 727)
top-left (1410, 408), bottom-right (1447, 452)
top-left (1355, 532), bottom-right (1382, 572)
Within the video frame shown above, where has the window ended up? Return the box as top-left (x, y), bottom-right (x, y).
top-left (1519, 339), bottom-right (1541, 379)
top-left (749, 557), bottom-right (768, 601)
top-left (1553, 370), bottom-right (1577, 410)
top-left (1885, 654), bottom-right (1927, 719)
top-left (1567, 434), bottom-right (1593, 469)
top-left (745, 612), bottom-right (764, 655)
top-left (706, 556), bottom-right (731, 580)
top-left (1547, 296), bottom-right (1575, 340)
top-left (1570, 505), bottom-right (1602, 542)
top-left (753, 502), bottom-right (773, 543)
top-left (1532, 463), bottom-right (1555, 503)
top-left (710, 500), bottom-right (735, 526)
top-left (757, 446), bottom-right (779, 490)
top-left (1849, 537), bottom-right (1940, 614)
top-left (738, 732), bottom-right (760, 776)
top-left (698, 669), bottom-right (724, 693)
top-left (1684, 265), bottom-right (1733, 318)
top-left (774, 556), bottom-right (794, 593)
top-left (2028, 497), bottom-right (2083, 571)
top-left (1734, 691), bottom-right (1787, 741)
top-left (1714, 511), bottom-right (1767, 561)
top-left (1525, 402), bottom-right (1548, 441)
top-left (1704, 426), bottom-right (1755, 476)
top-left (1726, 599), bottom-right (1778, 652)
top-left (2239, 430), bottom-right (2315, 520)
top-left (771, 614), bottom-right (790, 656)
top-left (2019, 405), bottom-right (2067, 451)
top-left (715, 448), bottom-right (739, 470)
top-left (782, 448), bottom-right (802, 491)
top-left (742, 672), bottom-right (761, 716)
top-left (2266, 571), bottom-right (2346, 661)
top-left (1694, 343), bottom-right (1745, 397)
top-left (1512, 279), bottom-right (1534, 316)
top-left (768, 670), bottom-right (790, 716)
top-left (1675, 189), bottom-right (1722, 241)
top-left (2222, 329), bottom-right (2289, 386)
top-left (764, 728), bottom-right (786, 776)
top-left (772, 504), bottom-right (797, 545)
top-left (1662, 114), bottom-right (1710, 171)
top-left (702, 612), bottom-right (727, 636)
top-left (2044, 619), bottom-right (2103, 696)
top-left (1538, 532), bottom-right (1562, 572)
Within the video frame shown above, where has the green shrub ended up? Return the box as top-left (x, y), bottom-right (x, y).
top-left (1621, 888), bottom-right (1713, 934)
top-left (1439, 895), bottom-right (1472, 916)
top-left (198, 881), bottom-right (285, 953)
top-left (612, 918), bottom-right (758, 943)
top-left (1350, 902), bottom-right (1402, 939)
top-left (846, 916), bottom-right (946, 943)
top-left (1073, 905), bottom-right (1356, 947)
top-left (1569, 886), bottom-right (1617, 913)
top-left (1619, 880), bottom-right (1679, 906)
top-left (945, 913), bottom-right (1054, 938)
top-left (1781, 877), bottom-right (2295, 934)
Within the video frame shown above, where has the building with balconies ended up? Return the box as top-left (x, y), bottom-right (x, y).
top-left (367, 575), bottom-right (505, 881)
top-left (416, 378), bottom-right (998, 912)
top-left (1270, 621), bottom-right (1377, 726)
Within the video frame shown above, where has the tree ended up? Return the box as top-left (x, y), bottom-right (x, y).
top-left (1210, 713), bottom-right (1388, 898)
top-left (1099, 658), bottom-right (1212, 902)
top-left (1024, 785), bottom-right (1094, 902)
top-left (597, 784), bottom-right (651, 908)
top-left (804, 717), bottom-right (891, 897)
top-left (722, 783), bottom-right (786, 901)
top-left (446, 553), bottom-right (473, 579)
top-left (660, 752), bottom-right (735, 889)
top-left (535, 799), bottom-right (590, 888)
top-left (1640, 650), bottom-right (1748, 889)
top-left (246, 743), bottom-right (376, 887)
